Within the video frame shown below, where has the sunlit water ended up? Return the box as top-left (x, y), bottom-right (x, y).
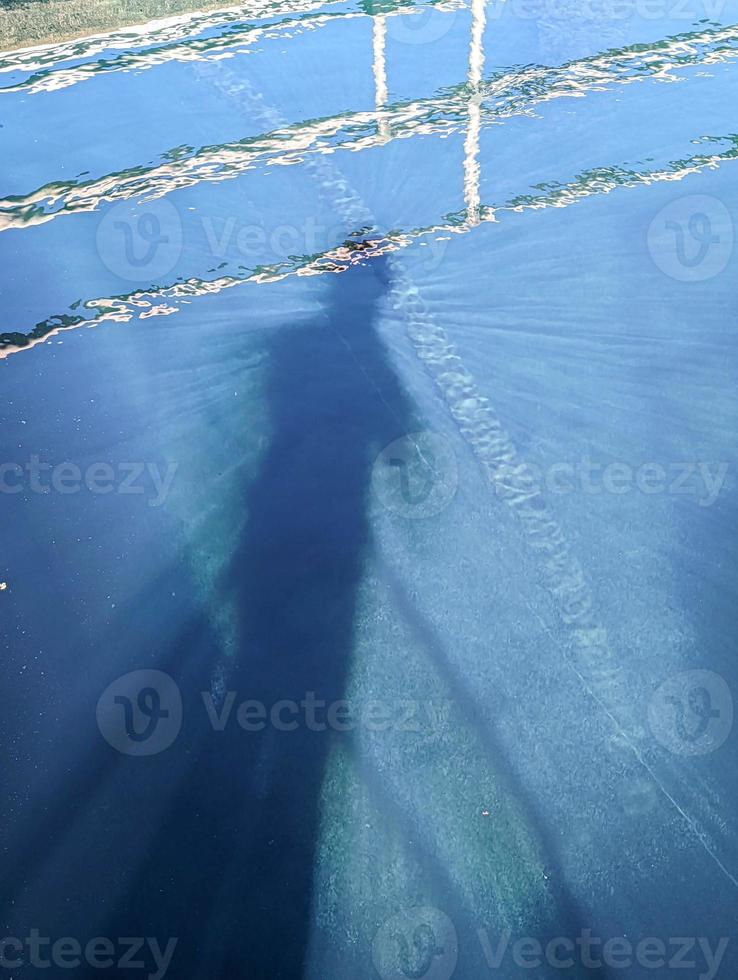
top-left (1, 1), bottom-right (737, 977)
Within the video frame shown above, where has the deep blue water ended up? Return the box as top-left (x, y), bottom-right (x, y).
top-left (1, 1), bottom-right (738, 977)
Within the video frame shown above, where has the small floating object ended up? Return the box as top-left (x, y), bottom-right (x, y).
top-left (0, 583), bottom-right (7, 591)
top-left (481, 809), bottom-right (490, 817)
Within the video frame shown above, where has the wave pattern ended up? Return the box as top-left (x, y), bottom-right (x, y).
top-left (4, 133), bottom-right (736, 350)
top-left (172, 52), bottom-right (738, 896)
top-left (0, 0), bottom-right (355, 69)
top-left (0, 0), bottom-right (463, 96)
top-left (3, 15), bottom-right (737, 892)
top-left (211, 54), bottom-right (738, 884)
top-left (1, 22), bottom-right (736, 232)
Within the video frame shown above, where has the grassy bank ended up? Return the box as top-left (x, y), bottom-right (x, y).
top-left (0, 0), bottom-right (236, 51)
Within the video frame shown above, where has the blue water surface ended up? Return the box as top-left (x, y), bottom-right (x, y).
top-left (1, 0), bottom-right (738, 976)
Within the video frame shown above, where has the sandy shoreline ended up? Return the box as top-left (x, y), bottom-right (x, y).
top-left (0, 0), bottom-right (239, 52)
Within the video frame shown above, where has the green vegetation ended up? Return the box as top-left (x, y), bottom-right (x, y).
top-left (0, 0), bottom-right (235, 51)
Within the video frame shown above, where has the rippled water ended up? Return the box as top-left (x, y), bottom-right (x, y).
top-left (2, 1), bottom-right (737, 977)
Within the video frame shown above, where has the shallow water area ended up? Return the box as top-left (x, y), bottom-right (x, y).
top-left (2, 0), bottom-right (738, 977)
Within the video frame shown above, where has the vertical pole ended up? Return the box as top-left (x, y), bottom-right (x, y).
top-left (373, 14), bottom-right (390, 140)
top-left (464, 0), bottom-right (486, 226)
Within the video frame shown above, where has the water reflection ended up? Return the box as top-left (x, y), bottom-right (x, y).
top-left (4, 131), bottom-right (738, 358)
top-left (3, 2), bottom-right (738, 974)
top-left (463, 0), bottom-right (485, 226)
top-left (0, 0), bottom-right (460, 96)
top-left (2, 21), bottom-right (737, 233)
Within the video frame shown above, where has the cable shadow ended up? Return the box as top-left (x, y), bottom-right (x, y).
top-left (375, 550), bottom-right (617, 979)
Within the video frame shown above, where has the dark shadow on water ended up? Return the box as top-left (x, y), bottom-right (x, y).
top-left (99, 257), bottom-right (419, 978)
top-left (4, 258), bottom-right (621, 979)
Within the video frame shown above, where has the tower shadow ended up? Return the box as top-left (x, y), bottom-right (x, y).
top-left (105, 256), bottom-right (418, 978)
